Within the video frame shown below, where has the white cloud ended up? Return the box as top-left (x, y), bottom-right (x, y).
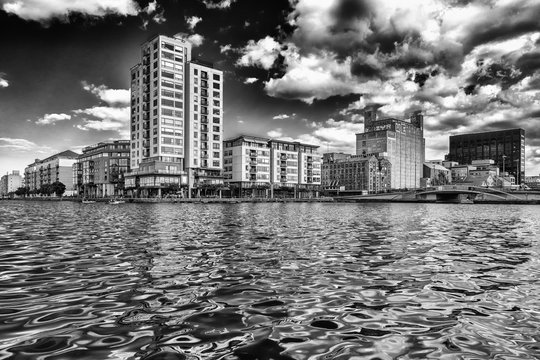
top-left (0, 73), bottom-right (8, 88)
top-left (35, 113), bottom-right (71, 125)
top-left (0, 137), bottom-right (52, 153)
top-left (244, 77), bottom-right (258, 84)
top-left (220, 44), bottom-right (233, 53)
top-left (187, 34), bottom-right (204, 47)
top-left (267, 128), bottom-right (283, 138)
top-left (82, 81), bottom-right (130, 106)
top-left (237, 36), bottom-right (282, 70)
top-left (272, 114), bottom-right (290, 120)
top-left (2, 0), bottom-right (140, 22)
top-left (202, 0), bottom-right (236, 9)
top-left (74, 106), bottom-right (130, 137)
top-left (186, 15), bottom-right (202, 30)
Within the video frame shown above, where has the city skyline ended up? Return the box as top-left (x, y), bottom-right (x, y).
top-left (1, 0), bottom-right (540, 176)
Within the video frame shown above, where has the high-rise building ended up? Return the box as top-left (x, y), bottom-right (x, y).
top-left (24, 150), bottom-right (79, 195)
top-left (321, 153), bottom-right (391, 193)
top-left (446, 129), bottom-right (525, 184)
top-left (356, 106), bottom-right (425, 189)
top-left (0, 171), bottom-right (22, 197)
top-left (126, 34), bottom-right (224, 197)
top-left (223, 135), bottom-right (322, 197)
top-left (73, 140), bottom-right (130, 198)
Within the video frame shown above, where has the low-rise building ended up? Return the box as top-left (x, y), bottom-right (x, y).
top-left (73, 140), bottom-right (130, 198)
top-left (0, 171), bottom-right (22, 197)
top-left (421, 162), bottom-right (451, 187)
top-left (322, 153), bottom-right (391, 193)
top-left (25, 150), bottom-right (79, 196)
top-left (223, 135), bottom-right (322, 197)
top-left (524, 175), bottom-right (540, 190)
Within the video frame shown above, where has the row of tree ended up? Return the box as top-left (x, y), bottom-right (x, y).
top-left (14, 181), bottom-right (66, 197)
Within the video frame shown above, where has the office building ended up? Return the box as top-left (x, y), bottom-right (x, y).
top-left (24, 150), bottom-right (79, 195)
top-left (126, 34), bottom-right (223, 197)
top-left (73, 140), bottom-right (130, 197)
top-left (446, 128), bottom-right (525, 184)
top-left (0, 171), bottom-right (22, 197)
top-left (356, 106), bottom-right (425, 189)
top-left (223, 135), bottom-right (322, 197)
top-left (322, 153), bottom-right (391, 193)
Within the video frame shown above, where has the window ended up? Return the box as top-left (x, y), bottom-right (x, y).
top-left (213, 74), bottom-right (220, 81)
top-left (213, 134), bottom-right (220, 141)
top-left (212, 143), bottom-right (220, 149)
top-left (213, 126), bottom-right (220, 132)
top-left (213, 82), bottom-right (220, 89)
top-left (213, 161), bottom-right (220, 167)
top-left (213, 151), bottom-right (220, 158)
top-left (162, 71), bottom-right (174, 79)
top-left (213, 91), bottom-right (220, 97)
top-left (194, 69), bottom-right (198, 75)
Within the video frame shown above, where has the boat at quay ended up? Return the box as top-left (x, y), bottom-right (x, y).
top-left (0, 201), bottom-right (539, 359)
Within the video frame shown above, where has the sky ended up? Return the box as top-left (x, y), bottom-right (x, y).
top-left (1, 0), bottom-right (540, 177)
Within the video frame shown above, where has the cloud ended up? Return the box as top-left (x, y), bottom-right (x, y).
top-left (244, 77), bottom-right (258, 84)
top-left (0, 137), bottom-right (52, 153)
top-left (267, 128), bottom-right (283, 138)
top-left (74, 106), bottom-right (130, 137)
top-left (82, 81), bottom-right (130, 106)
top-left (186, 15), bottom-right (202, 30)
top-left (187, 34), bottom-right (204, 47)
top-left (140, 0), bottom-right (165, 28)
top-left (2, 0), bottom-right (140, 22)
top-left (220, 44), bottom-right (233, 53)
top-left (273, 113), bottom-right (293, 120)
top-left (237, 36), bottom-right (282, 70)
top-left (0, 73), bottom-right (8, 88)
top-left (202, 0), bottom-right (236, 9)
top-left (35, 113), bottom-right (71, 125)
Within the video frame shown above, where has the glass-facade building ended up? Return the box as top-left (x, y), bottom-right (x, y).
top-left (447, 129), bottom-right (525, 184)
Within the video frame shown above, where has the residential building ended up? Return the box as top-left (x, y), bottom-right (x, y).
top-left (322, 153), bottom-right (391, 193)
top-left (421, 163), bottom-right (451, 188)
top-left (126, 34), bottom-right (223, 197)
top-left (24, 150), bottom-right (79, 195)
top-left (356, 106), bottom-right (425, 189)
top-left (73, 140), bottom-right (130, 198)
top-left (524, 175), bottom-right (540, 190)
top-left (0, 171), bottom-right (22, 197)
top-left (223, 135), bottom-right (322, 197)
top-left (446, 128), bottom-right (525, 184)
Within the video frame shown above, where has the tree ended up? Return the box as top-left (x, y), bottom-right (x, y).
top-left (51, 181), bottom-right (66, 197)
top-left (39, 184), bottom-right (52, 196)
top-left (15, 187), bottom-right (29, 197)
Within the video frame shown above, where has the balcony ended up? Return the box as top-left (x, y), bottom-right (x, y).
top-left (250, 161), bottom-right (257, 166)
top-left (280, 155), bottom-right (288, 160)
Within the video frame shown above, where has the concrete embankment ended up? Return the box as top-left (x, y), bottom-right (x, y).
top-left (4, 197), bottom-right (335, 204)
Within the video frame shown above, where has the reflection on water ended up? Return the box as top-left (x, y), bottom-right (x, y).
top-left (0, 201), bottom-right (539, 359)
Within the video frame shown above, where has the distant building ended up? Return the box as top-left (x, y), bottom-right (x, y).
top-left (0, 171), bottom-right (22, 197)
top-left (356, 106), bottom-right (425, 189)
top-left (322, 152), bottom-right (391, 193)
top-left (446, 128), bottom-right (525, 184)
top-left (126, 34), bottom-right (223, 197)
top-left (73, 140), bottom-right (130, 198)
top-left (24, 150), bottom-right (79, 195)
top-left (223, 135), bottom-right (322, 197)
top-left (524, 175), bottom-right (540, 190)
top-left (422, 163), bottom-right (451, 187)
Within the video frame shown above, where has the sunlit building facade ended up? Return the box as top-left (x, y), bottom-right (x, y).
top-left (0, 171), bottom-right (22, 196)
top-left (24, 150), bottom-right (79, 195)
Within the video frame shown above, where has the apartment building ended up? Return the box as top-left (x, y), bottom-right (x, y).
top-left (73, 140), bottom-right (130, 197)
top-left (126, 34), bottom-right (223, 197)
top-left (356, 106), bottom-right (425, 189)
top-left (0, 171), bottom-right (22, 197)
top-left (223, 135), bottom-right (322, 197)
top-left (24, 150), bottom-right (79, 195)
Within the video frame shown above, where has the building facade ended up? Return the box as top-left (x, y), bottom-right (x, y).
top-left (0, 171), bottom-right (22, 196)
top-left (24, 150), bottom-right (79, 195)
top-left (73, 140), bottom-right (130, 197)
top-left (223, 135), bottom-right (322, 197)
top-left (356, 106), bottom-right (425, 189)
top-left (126, 34), bottom-right (223, 197)
top-left (322, 153), bottom-right (391, 193)
top-left (446, 128), bottom-right (525, 184)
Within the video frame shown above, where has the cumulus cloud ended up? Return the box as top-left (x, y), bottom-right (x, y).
top-left (220, 44), bottom-right (233, 53)
top-left (273, 114), bottom-right (290, 120)
top-left (267, 128), bottom-right (283, 138)
top-left (187, 34), bottom-right (204, 47)
top-left (186, 15), bottom-right (202, 30)
top-left (2, 0), bottom-right (140, 22)
top-left (82, 81), bottom-right (130, 106)
top-left (244, 77), bottom-right (258, 84)
top-left (140, 0), bottom-right (165, 28)
top-left (0, 73), bottom-right (8, 88)
top-left (202, 0), bottom-right (236, 9)
top-left (74, 106), bottom-right (130, 137)
top-left (237, 36), bottom-right (282, 70)
top-left (35, 113), bottom-right (71, 125)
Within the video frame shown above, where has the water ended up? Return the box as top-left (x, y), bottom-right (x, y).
top-left (0, 201), bottom-right (539, 359)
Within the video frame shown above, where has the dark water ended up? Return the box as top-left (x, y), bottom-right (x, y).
top-left (0, 201), bottom-right (539, 359)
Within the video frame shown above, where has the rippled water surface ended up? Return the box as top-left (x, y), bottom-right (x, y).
top-left (1, 201), bottom-right (540, 359)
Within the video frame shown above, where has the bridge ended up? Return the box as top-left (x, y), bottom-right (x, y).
top-left (336, 185), bottom-right (540, 203)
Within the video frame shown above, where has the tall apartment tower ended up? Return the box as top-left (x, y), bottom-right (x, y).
top-left (127, 34), bottom-right (223, 196)
top-left (356, 105), bottom-right (425, 189)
